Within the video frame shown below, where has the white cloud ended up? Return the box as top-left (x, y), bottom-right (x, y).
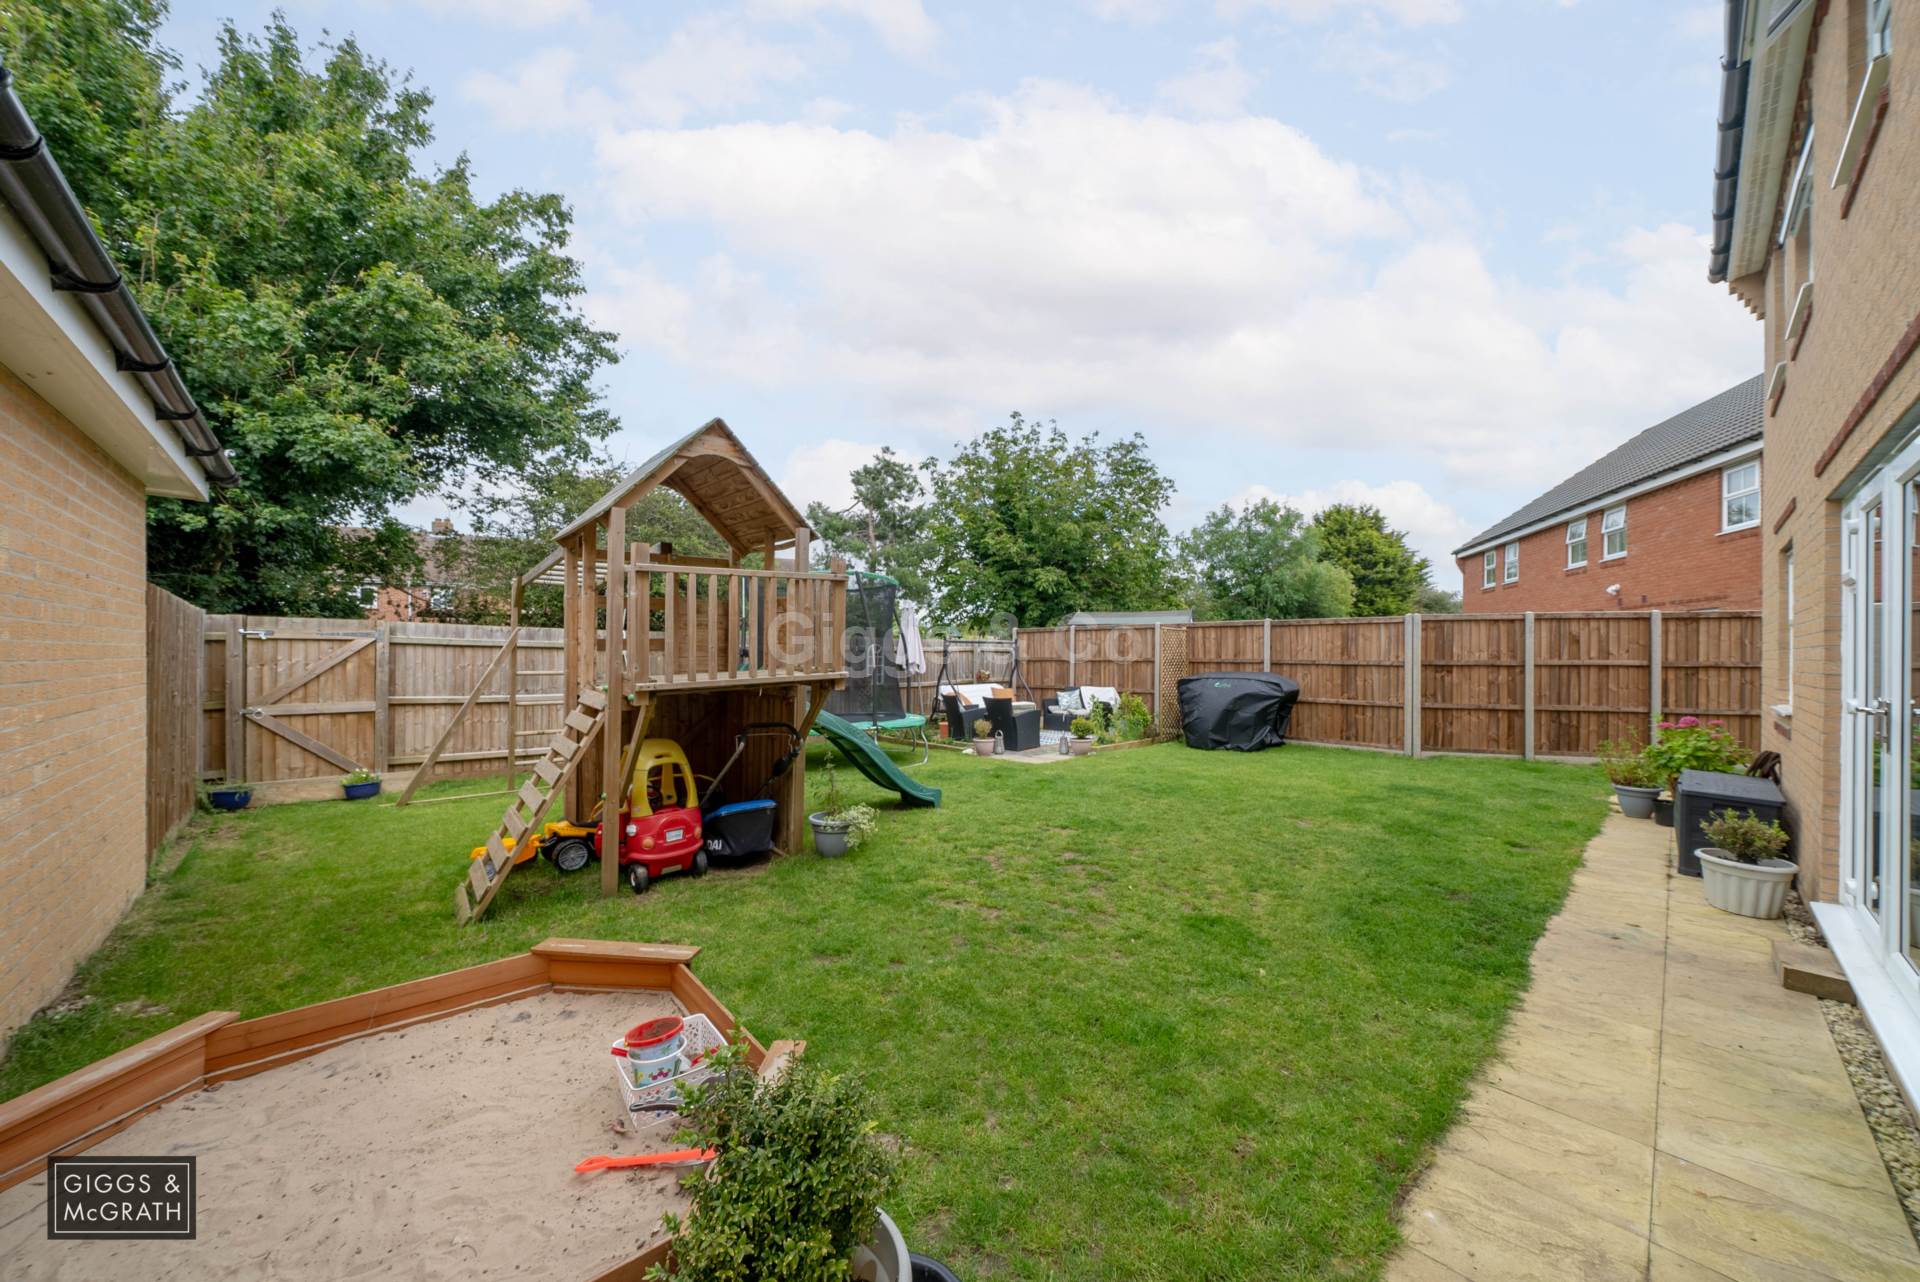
top-left (1156, 39), bottom-right (1257, 117)
top-left (589, 83), bottom-right (1757, 509)
top-left (1084, 0), bottom-right (1178, 23)
top-left (780, 438), bottom-right (889, 511)
top-left (1219, 0), bottom-right (1463, 26)
top-left (462, 48), bottom-right (615, 131)
top-left (749, 0), bottom-right (938, 56)
top-left (620, 13), bottom-right (813, 126)
top-left (1231, 479), bottom-right (1475, 568)
top-left (1318, 23), bottom-right (1451, 101)
top-left (412, 0), bottom-right (591, 27)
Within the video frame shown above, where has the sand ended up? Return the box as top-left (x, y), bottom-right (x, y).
top-left (0, 991), bottom-right (699, 1281)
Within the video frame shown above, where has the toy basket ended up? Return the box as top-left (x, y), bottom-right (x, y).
top-left (612, 1013), bottom-right (727, 1113)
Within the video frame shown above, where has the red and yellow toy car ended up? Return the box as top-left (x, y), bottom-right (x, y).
top-left (470, 738), bottom-right (708, 894)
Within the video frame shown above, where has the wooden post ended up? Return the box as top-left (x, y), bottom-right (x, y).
top-left (1522, 611), bottom-right (1536, 762)
top-left (830, 558), bottom-right (846, 680)
top-left (1648, 609), bottom-right (1663, 741)
top-left (506, 579), bottom-right (521, 786)
top-left (602, 507), bottom-right (627, 899)
top-left (561, 541), bottom-right (581, 821)
top-left (372, 621), bottom-right (391, 775)
top-left (1262, 618), bottom-right (1272, 672)
top-left (1152, 622), bottom-right (1162, 719)
top-left (225, 615), bottom-right (244, 782)
top-left (1067, 626), bottom-right (1077, 688)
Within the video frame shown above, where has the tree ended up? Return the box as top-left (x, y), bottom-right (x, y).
top-left (2, 4), bottom-right (617, 615)
top-left (804, 447), bottom-right (931, 601)
top-left (1309, 504), bottom-right (1431, 617)
top-left (918, 415), bottom-right (1177, 627)
top-left (1414, 584), bottom-right (1462, 614)
top-left (1179, 500), bottom-right (1353, 621)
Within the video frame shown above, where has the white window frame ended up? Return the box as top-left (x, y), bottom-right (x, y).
top-left (1778, 125), bottom-right (1815, 246)
top-left (1781, 545), bottom-right (1795, 713)
top-left (1869, 0), bottom-right (1892, 59)
top-left (1602, 505), bottom-right (1628, 560)
top-left (1723, 461), bottom-right (1762, 531)
top-left (356, 583), bottom-right (378, 609)
top-left (1566, 518), bottom-right (1588, 568)
top-left (1503, 541), bottom-right (1519, 584)
top-left (1482, 549), bottom-right (1497, 588)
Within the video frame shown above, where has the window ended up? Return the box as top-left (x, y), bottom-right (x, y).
top-left (1482, 549), bottom-right (1497, 588)
top-left (1870, 0), bottom-right (1892, 59)
top-left (1723, 461), bottom-right (1761, 530)
top-left (1503, 541), bottom-right (1519, 583)
top-left (1602, 505), bottom-right (1627, 559)
top-left (1566, 518), bottom-right (1588, 568)
top-left (356, 583), bottom-right (378, 609)
top-left (1780, 545), bottom-right (1795, 712)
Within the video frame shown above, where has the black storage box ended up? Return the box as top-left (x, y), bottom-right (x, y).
top-left (1675, 769), bottom-right (1787, 877)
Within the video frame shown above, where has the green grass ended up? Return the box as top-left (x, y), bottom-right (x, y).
top-left (2, 743), bottom-right (1609, 1279)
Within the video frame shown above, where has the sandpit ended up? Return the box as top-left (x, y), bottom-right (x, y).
top-left (0, 990), bottom-right (700, 1281)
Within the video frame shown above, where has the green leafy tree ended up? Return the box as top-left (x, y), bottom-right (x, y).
top-left (2, 4), bottom-right (617, 615)
top-left (919, 415), bottom-right (1177, 627)
top-left (1414, 583), bottom-right (1462, 614)
top-left (1179, 500), bottom-right (1354, 620)
top-left (1309, 503), bottom-right (1431, 617)
top-left (804, 446), bottom-right (931, 601)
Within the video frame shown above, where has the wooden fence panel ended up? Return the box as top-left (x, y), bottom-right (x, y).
top-left (902, 639), bottom-right (1015, 716)
top-left (146, 585), bottom-right (204, 856)
top-left (1073, 625), bottom-right (1158, 711)
top-left (1269, 617), bottom-right (1406, 749)
top-left (1661, 613), bottom-right (1762, 749)
top-left (1532, 613), bottom-right (1652, 755)
top-left (1186, 621), bottom-right (1265, 672)
top-left (1019, 628), bottom-right (1070, 708)
top-left (1420, 615), bottom-right (1525, 754)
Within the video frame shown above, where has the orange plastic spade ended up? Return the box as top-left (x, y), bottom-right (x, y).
top-left (573, 1148), bottom-right (716, 1174)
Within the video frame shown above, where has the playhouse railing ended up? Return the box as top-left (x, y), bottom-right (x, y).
top-left (623, 562), bottom-right (848, 689)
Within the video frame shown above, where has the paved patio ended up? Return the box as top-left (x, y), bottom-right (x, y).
top-left (1389, 811), bottom-right (1920, 1281)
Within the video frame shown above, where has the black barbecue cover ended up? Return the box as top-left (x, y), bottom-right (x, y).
top-left (1176, 672), bottom-right (1301, 751)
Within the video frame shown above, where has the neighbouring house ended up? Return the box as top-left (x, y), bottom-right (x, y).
top-left (349, 519), bottom-right (481, 621)
top-left (1452, 376), bottom-right (1765, 613)
top-left (1707, 0), bottom-right (1920, 1102)
top-left (0, 66), bottom-right (232, 1041)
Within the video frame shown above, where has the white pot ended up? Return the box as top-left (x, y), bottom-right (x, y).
top-left (1697, 848), bottom-right (1796, 919)
top-left (850, 1208), bottom-right (909, 1282)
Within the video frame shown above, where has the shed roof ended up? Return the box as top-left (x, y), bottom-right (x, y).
top-left (1065, 609), bottom-right (1195, 626)
top-left (554, 418), bottom-right (808, 554)
top-left (1453, 375), bottom-right (1764, 555)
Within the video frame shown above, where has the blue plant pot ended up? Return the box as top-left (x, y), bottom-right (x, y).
top-left (342, 781), bottom-right (382, 801)
top-left (208, 788), bottom-right (251, 812)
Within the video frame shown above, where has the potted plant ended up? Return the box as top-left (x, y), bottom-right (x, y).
top-left (1597, 739), bottom-right (1661, 819)
top-left (1068, 715), bottom-right (1096, 756)
top-left (971, 717), bottom-right (996, 756)
top-left (1643, 717), bottom-right (1751, 826)
top-left (202, 780), bottom-right (252, 812)
top-left (808, 761), bottom-right (879, 857)
top-left (649, 1043), bottom-right (901, 1282)
top-left (1697, 808), bottom-right (1795, 918)
top-left (340, 768), bottom-right (382, 801)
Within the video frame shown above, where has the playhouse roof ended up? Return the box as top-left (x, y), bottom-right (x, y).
top-left (554, 418), bottom-right (808, 554)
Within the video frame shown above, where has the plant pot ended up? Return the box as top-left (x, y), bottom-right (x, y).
top-left (1697, 848), bottom-right (1796, 919)
top-left (1613, 784), bottom-right (1659, 819)
top-left (342, 780), bottom-right (381, 801)
top-left (1068, 737), bottom-right (1094, 757)
top-left (809, 812), bottom-right (853, 857)
top-left (851, 1208), bottom-right (910, 1282)
top-left (207, 787), bottom-right (251, 812)
top-left (1653, 795), bottom-right (1675, 827)
top-left (972, 738), bottom-right (996, 756)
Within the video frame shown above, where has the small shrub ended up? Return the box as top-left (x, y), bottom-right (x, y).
top-left (833, 803), bottom-right (880, 850)
top-left (1112, 693), bottom-right (1151, 742)
top-left (1595, 740), bottom-right (1659, 789)
top-left (1643, 718), bottom-right (1750, 791)
top-left (1069, 716), bottom-right (1095, 739)
top-left (972, 718), bottom-right (994, 739)
top-left (650, 1044), bottom-right (895, 1282)
top-left (341, 769), bottom-right (381, 786)
top-left (1700, 809), bottom-right (1790, 865)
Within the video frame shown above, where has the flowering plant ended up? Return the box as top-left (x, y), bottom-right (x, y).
top-left (1643, 717), bottom-right (1750, 792)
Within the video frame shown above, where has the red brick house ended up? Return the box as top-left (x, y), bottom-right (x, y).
top-left (1452, 376), bottom-right (1764, 612)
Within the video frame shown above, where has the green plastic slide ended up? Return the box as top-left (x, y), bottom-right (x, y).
top-left (809, 710), bottom-right (942, 807)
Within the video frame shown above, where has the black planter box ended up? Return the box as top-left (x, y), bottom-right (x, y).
top-left (1675, 769), bottom-right (1786, 877)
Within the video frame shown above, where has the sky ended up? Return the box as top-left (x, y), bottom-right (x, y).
top-left (160, 0), bottom-right (1762, 591)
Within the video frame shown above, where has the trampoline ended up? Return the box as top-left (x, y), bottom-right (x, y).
top-left (825, 571), bottom-right (932, 761)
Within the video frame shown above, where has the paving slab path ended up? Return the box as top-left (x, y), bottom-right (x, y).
top-left (1389, 811), bottom-right (1920, 1281)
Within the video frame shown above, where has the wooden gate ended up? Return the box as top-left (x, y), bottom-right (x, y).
top-left (228, 616), bottom-right (382, 782)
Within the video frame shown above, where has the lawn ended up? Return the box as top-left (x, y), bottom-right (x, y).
top-left (2, 742), bottom-right (1609, 1279)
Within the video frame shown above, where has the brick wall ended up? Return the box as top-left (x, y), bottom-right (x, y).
top-left (0, 366), bottom-right (150, 1043)
top-left (1753, 0), bottom-right (1920, 903)
top-left (1456, 464), bottom-right (1763, 614)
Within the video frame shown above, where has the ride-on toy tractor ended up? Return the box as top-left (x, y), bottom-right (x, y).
top-left (468, 738), bottom-right (708, 894)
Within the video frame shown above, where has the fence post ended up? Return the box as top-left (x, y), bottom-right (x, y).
top-left (225, 615), bottom-right (244, 783)
top-left (1067, 625), bottom-right (1076, 688)
top-left (1152, 623), bottom-right (1162, 719)
top-left (1262, 618), bottom-right (1272, 671)
top-left (1403, 613), bottom-right (1421, 757)
top-left (1648, 610), bottom-right (1663, 740)
top-left (1522, 612), bottom-right (1536, 761)
top-left (373, 621), bottom-right (391, 775)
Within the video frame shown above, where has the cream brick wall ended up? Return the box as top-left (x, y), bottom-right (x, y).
top-left (1752, 0), bottom-right (1920, 902)
top-left (0, 366), bottom-right (150, 1042)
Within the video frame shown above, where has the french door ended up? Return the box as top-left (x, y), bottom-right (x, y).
top-left (1841, 443), bottom-right (1920, 997)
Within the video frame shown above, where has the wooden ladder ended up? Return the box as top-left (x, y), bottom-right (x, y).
top-left (454, 687), bottom-right (608, 924)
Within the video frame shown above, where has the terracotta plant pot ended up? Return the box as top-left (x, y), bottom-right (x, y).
top-left (1613, 784), bottom-right (1659, 819)
top-left (972, 737), bottom-right (996, 756)
top-left (1697, 848), bottom-right (1796, 919)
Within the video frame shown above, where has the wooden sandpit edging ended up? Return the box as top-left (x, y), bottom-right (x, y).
top-left (0, 938), bottom-right (766, 1196)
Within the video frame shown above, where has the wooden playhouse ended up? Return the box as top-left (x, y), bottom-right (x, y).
top-left (419, 419), bottom-right (850, 922)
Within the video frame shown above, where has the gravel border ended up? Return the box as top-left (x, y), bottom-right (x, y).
top-left (1783, 891), bottom-right (1920, 1243)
